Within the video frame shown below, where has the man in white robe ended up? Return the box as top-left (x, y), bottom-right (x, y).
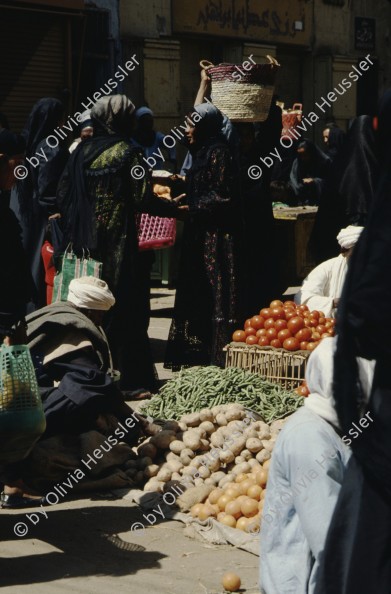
top-left (294, 226), bottom-right (363, 317)
top-left (259, 337), bottom-right (374, 594)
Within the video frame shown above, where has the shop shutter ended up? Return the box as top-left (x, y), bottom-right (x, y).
top-left (0, 8), bottom-right (67, 133)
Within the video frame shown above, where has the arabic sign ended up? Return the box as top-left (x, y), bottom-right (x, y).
top-left (355, 17), bottom-right (376, 51)
top-left (172, 0), bottom-right (311, 46)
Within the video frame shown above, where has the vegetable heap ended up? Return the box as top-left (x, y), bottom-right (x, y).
top-left (141, 366), bottom-right (303, 423)
top-left (135, 403), bottom-right (286, 500)
top-left (232, 299), bottom-right (336, 352)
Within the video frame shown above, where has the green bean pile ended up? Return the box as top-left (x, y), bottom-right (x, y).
top-left (142, 366), bottom-right (304, 423)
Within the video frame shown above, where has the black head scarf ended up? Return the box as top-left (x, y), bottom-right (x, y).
top-left (289, 139), bottom-right (330, 198)
top-left (14, 98), bottom-right (64, 216)
top-left (189, 103), bottom-right (225, 153)
top-left (21, 98), bottom-right (64, 157)
top-left (326, 125), bottom-right (346, 161)
top-left (333, 90), bottom-right (391, 494)
top-left (309, 116), bottom-right (379, 262)
top-left (57, 95), bottom-right (137, 251)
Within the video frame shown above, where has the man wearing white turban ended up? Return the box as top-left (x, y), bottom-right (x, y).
top-left (260, 337), bottom-right (375, 594)
top-left (24, 277), bottom-right (158, 440)
top-left (294, 225), bottom-right (363, 317)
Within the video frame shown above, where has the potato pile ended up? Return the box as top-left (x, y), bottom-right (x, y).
top-left (191, 464), bottom-right (270, 534)
top-left (134, 403), bottom-right (286, 494)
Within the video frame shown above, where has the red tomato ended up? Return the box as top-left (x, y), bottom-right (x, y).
top-left (324, 321), bottom-right (333, 330)
top-left (256, 328), bottom-right (267, 337)
top-left (308, 317), bottom-right (318, 327)
top-left (245, 327), bottom-right (257, 336)
top-left (298, 305), bottom-right (309, 313)
top-left (271, 307), bottom-right (285, 320)
top-left (318, 311), bottom-right (325, 318)
top-left (266, 328), bottom-right (278, 340)
top-left (258, 336), bottom-right (270, 347)
top-left (328, 329), bottom-right (335, 336)
top-left (321, 332), bottom-right (331, 339)
top-left (260, 308), bottom-right (273, 319)
top-left (246, 335), bottom-right (259, 345)
top-left (264, 318), bottom-right (275, 330)
top-left (316, 325), bottom-right (326, 335)
top-left (275, 319), bottom-right (288, 331)
top-left (283, 337), bottom-right (300, 351)
top-left (304, 319), bottom-right (312, 328)
top-left (311, 310), bottom-right (320, 319)
top-left (270, 300), bottom-right (283, 308)
top-left (295, 327), bottom-right (312, 342)
top-left (307, 341), bottom-right (318, 351)
top-left (285, 310), bottom-right (296, 321)
top-left (251, 315), bottom-right (265, 329)
top-left (284, 300), bottom-right (296, 308)
top-left (232, 330), bottom-right (246, 342)
top-left (270, 339), bottom-right (282, 348)
top-left (312, 331), bottom-right (321, 341)
top-left (297, 385), bottom-right (310, 397)
top-left (244, 319), bottom-right (253, 329)
top-left (278, 329), bottom-right (292, 342)
top-left (318, 317), bottom-right (326, 325)
top-left (299, 341), bottom-right (309, 350)
top-left (287, 316), bottom-right (304, 334)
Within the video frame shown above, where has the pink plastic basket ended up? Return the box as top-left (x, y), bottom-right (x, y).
top-left (137, 214), bottom-right (176, 251)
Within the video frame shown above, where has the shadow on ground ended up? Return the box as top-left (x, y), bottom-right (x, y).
top-left (0, 505), bottom-right (165, 587)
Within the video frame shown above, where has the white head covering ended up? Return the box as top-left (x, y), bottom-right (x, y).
top-left (304, 336), bottom-right (375, 428)
top-left (135, 106), bottom-right (153, 119)
top-left (67, 277), bottom-right (115, 311)
top-left (337, 225), bottom-right (364, 250)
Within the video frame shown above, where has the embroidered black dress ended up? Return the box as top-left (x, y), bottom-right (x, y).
top-left (165, 141), bottom-right (244, 370)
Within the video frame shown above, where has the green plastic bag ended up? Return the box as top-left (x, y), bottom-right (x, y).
top-left (0, 344), bottom-right (46, 464)
top-left (52, 246), bottom-right (102, 303)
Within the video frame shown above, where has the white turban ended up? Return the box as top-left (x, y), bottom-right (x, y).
top-left (337, 225), bottom-right (364, 250)
top-left (67, 277), bottom-right (115, 311)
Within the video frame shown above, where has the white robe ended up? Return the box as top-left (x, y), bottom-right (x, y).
top-left (294, 255), bottom-right (348, 318)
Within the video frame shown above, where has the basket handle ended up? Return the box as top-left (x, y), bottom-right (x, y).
top-left (292, 103), bottom-right (303, 111)
top-left (266, 55), bottom-right (281, 67)
top-left (199, 59), bottom-right (215, 70)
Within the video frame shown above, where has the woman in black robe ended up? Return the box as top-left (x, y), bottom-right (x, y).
top-left (164, 103), bottom-right (244, 370)
top-left (309, 116), bottom-right (379, 263)
top-left (57, 95), bottom-right (178, 394)
top-left (10, 98), bottom-right (69, 311)
top-left (289, 139), bottom-right (330, 205)
top-left (235, 121), bottom-right (282, 316)
top-left (315, 90), bottom-right (391, 594)
top-left (323, 123), bottom-right (346, 162)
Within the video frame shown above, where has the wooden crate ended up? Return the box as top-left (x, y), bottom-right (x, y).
top-left (224, 343), bottom-right (310, 390)
top-left (273, 206), bottom-right (318, 287)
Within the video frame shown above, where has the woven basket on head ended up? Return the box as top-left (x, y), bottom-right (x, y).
top-left (200, 55), bottom-right (280, 122)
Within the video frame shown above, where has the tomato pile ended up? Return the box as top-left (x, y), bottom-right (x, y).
top-left (232, 300), bottom-right (336, 352)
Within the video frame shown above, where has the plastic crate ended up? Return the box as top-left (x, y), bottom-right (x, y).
top-left (137, 214), bottom-right (176, 251)
top-left (224, 343), bottom-right (310, 389)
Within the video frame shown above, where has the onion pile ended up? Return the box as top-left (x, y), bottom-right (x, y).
top-left (232, 300), bottom-right (336, 352)
top-left (190, 462), bottom-right (270, 535)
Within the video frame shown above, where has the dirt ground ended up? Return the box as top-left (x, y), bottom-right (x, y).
top-left (0, 289), bottom-right (260, 593)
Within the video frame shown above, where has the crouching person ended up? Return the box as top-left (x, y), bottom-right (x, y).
top-left (26, 276), bottom-right (156, 443)
top-left (259, 337), bottom-right (374, 594)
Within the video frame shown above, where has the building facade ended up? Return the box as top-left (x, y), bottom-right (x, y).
top-left (120, 0), bottom-right (391, 146)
